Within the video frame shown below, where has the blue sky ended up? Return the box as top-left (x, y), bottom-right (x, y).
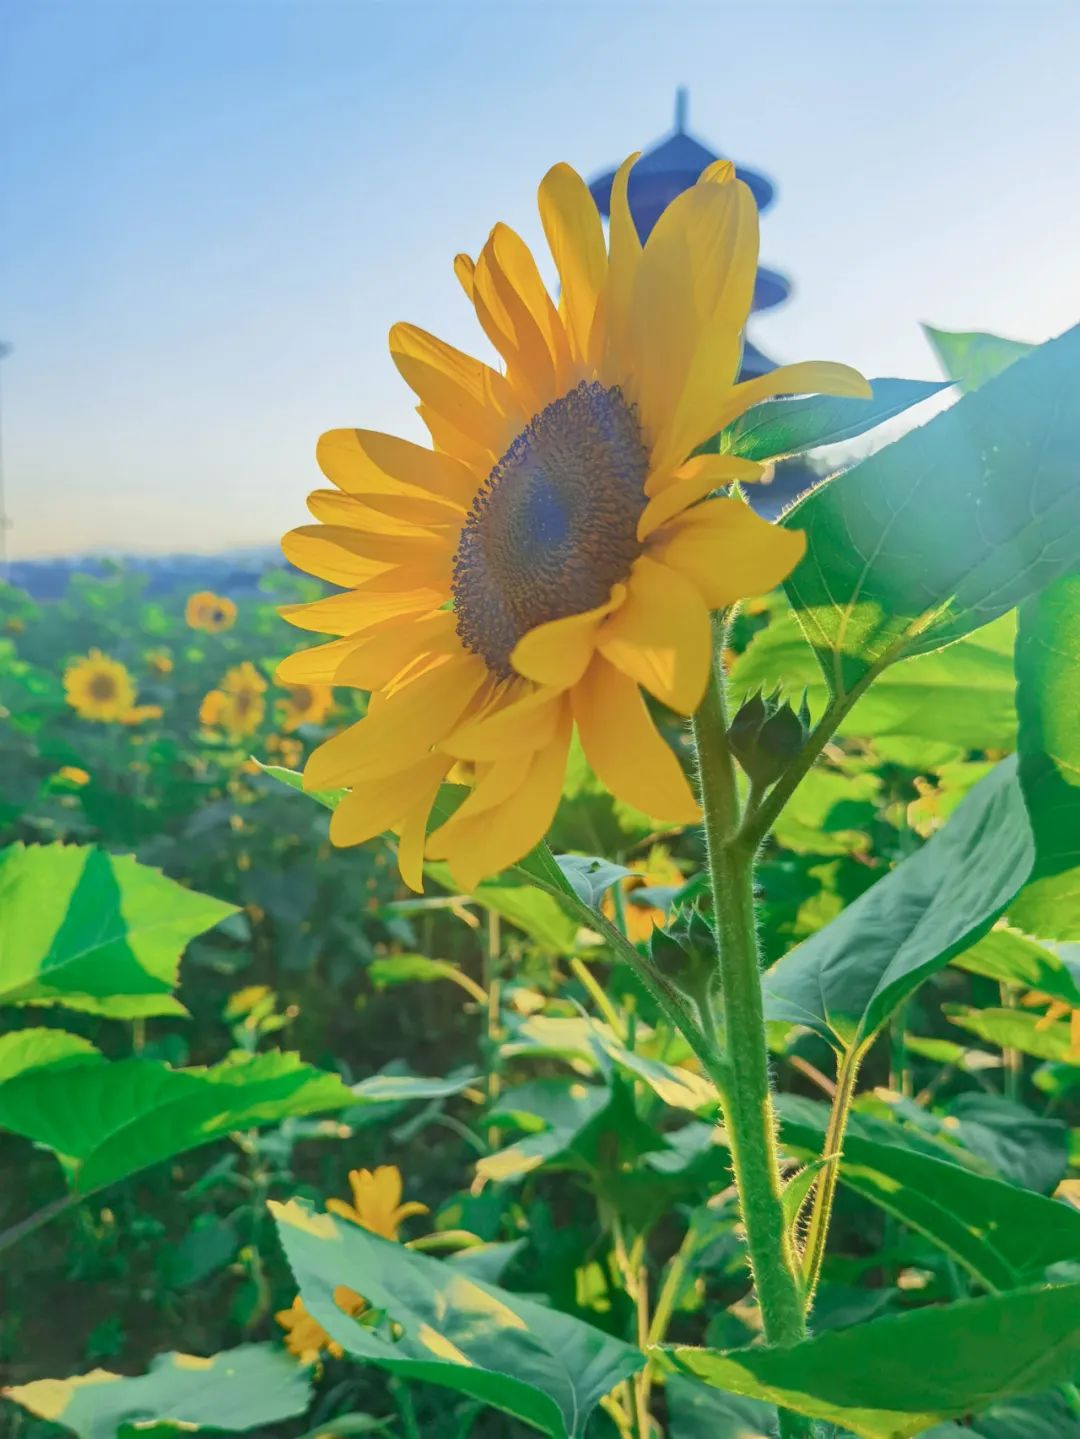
top-left (3, 0), bottom-right (1080, 558)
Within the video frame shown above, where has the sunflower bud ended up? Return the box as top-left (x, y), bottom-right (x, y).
top-left (728, 689), bottom-right (810, 787)
top-left (649, 907), bottom-right (719, 1016)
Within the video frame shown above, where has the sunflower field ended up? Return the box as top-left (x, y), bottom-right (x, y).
top-left (1, 161), bottom-right (1079, 1439)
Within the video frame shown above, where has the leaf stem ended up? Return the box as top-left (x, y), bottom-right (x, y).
top-left (691, 634), bottom-right (809, 1437)
top-left (799, 1044), bottom-right (865, 1307)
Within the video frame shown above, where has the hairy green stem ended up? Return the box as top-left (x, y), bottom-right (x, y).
top-left (692, 645), bottom-right (808, 1438)
top-left (800, 1044), bottom-right (864, 1307)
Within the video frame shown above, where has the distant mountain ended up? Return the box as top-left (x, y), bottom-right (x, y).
top-left (6, 546), bottom-right (287, 601)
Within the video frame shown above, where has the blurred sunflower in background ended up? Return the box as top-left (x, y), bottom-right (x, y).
top-left (275, 1165), bottom-right (425, 1364)
top-left (603, 845), bottom-right (685, 943)
top-left (280, 156), bottom-right (868, 890)
top-left (185, 590), bottom-right (237, 632)
top-left (64, 650), bottom-right (159, 725)
top-left (278, 681), bottom-right (335, 732)
top-left (200, 660), bottom-right (267, 738)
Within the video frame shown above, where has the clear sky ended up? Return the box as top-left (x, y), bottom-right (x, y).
top-left (3, 0), bottom-right (1080, 559)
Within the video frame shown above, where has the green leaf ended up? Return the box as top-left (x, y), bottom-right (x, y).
top-left (0, 843), bottom-right (237, 1018)
top-left (0, 1028), bottom-right (102, 1082)
top-left (271, 1200), bottom-right (642, 1439)
top-left (923, 325), bottom-right (1034, 392)
top-left (781, 1116), bottom-right (1080, 1289)
top-left (2, 1343), bottom-right (312, 1439)
top-left (763, 760), bottom-right (1034, 1050)
top-left (425, 862), bottom-right (581, 952)
top-left (721, 377), bottom-right (949, 462)
top-left (943, 1004), bottom-right (1076, 1062)
top-left (783, 324), bottom-right (1080, 696)
top-left (348, 1071), bottom-right (478, 1105)
top-left (255, 760), bottom-right (346, 811)
top-left (0, 1050), bottom-right (353, 1194)
top-left (556, 855), bottom-right (634, 907)
top-left (669, 1281), bottom-right (1080, 1439)
top-left (665, 1372), bottom-right (776, 1439)
top-left (953, 928), bottom-right (1080, 1006)
top-left (732, 610), bottom-right (1018, 751)
top-left (1010, 574), bottom-right (1080, 939)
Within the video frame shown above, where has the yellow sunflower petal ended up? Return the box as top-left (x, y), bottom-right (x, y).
top-left (510, 585), bottom-right (627, 689)
top-left (389, 323), bottom-right (522, 460)
top-left (316, 428), bottom-right (478, 510)
top-left (276, 637), bottom-right (362, 685)
top-left (333, 611), bottom-right (458, 691)
top-left (472, 227), bottom-right (557, 415)
top-left (594, 153), bottom-right (642, 381)
top-left (396, 774), bottom-right (450, 893)
top-left (304, 651), bottom-right (488, 790)
top-left (418, 403), bottom-right (494, 474)
top-left (329, 754), bottom-right (451, 848)
top-left (650, 498), bottom-right (807, 609)
top-left (629, 175), bottom-right (758, 457)
top-left (538, 162), bottom-right (607, 366)
top-left (280, 526), bottom-right (391, 588)
top-left (596, 555), bottom-right (712, 715)
top-left (703, 361), bottom-right (873, 440)
top-left (453, 252), bottom-right (476, 300)
top-left (432, 706), bottom-right (572, 890)
top-left (279, 587), bottom-right (442, 638)
top-left (306, 488), bottom-right (456, 534)
top-left (442, 682), bottom-right (563, 761)
top-left (572, 655), bottom-right (700, 823)
top-left (639, 455), bottom-right (766, 534)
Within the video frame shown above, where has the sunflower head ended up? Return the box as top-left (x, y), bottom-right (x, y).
top-left (64, 650), bottom-right (138, 723)
top-left (200, 661), bottom-right (267, 739)
top-left (278, 681), bottom-right (335, 733)
top-left (603, 845), bottom-right (685, 944)
top-left (185, 591), bottom-right (237, 633)
top-left (280, 156), bottom-right (868, 892)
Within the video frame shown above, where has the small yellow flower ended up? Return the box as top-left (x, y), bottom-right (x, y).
top-left (275, 1165), bottom-right (422, 1364)
top-left (119, 704), bottom-right (164, 726)
top-left (145, 648), bottom-right (173, 675)
top-left (185, 591), bottom-right (237, 632)
top-left (64, 651), bottom-right (137, 723)
top-left (278, 682), bottom-right (335, 733)
top-left (56, 766), bottom-right (90, 787)
top-left (200, 661), bottom-right (267, 738)
top-left (326, 1165), bottom-right (429, 1240)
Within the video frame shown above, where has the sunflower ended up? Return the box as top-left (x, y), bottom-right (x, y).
top-left (200, 661), bottom-right (267, 738)
top-left (145, 647), bottom-right (173, 675)
top-left (278, 681), bottom-right (335, 733)
top-left (185, 590), bottom-right (237, 632)
top-left (64, 650), bottom-right (137, 723)
top-left (280, 157), bottom-right (868, 891)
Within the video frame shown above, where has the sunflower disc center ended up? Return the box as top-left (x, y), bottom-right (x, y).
top-left (88, 675), bottom-right (116, 702)
top-left (452, 381), bottom-right (649, 680)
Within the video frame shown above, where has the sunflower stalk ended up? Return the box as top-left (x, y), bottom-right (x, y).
top-left (690, 620), bottom-right (810, 1439)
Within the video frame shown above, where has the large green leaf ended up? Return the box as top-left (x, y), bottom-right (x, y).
top-left (2, 1343), bottom-right (312, 1438)
top-left (781, 1115), bottom-right (1080, 1290)
top-left (0, 1050), bottom-right (353, 1194)
top-left (763, 760), bottom-right (1034, 1049)
top-left (943, 1005), bottom-right (1075, 1062)
top-left (0, 1028), bottom-right (102, 1082)
top-left (719, 377), bottom-right (949, 462)
top-left (923, 325), bottom-right (1034, 392)
top-left (782, 324), bottom-right (1080, 695)
top-left (953, 928), bottom-right (1080, 1006)
top-left (665, 1373), bottom-right (776, 1438)
top-left (1010, 574), bottom-right (1080, 938)
top-left (271, 1200), bottom-right (642, 1439)
top-left (669, 1282), bottom-right (1080, 1439)
top-left (0, 843), bottom-right (236, 1018)
top-left (732, 610), bottom-right (1018, 750)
